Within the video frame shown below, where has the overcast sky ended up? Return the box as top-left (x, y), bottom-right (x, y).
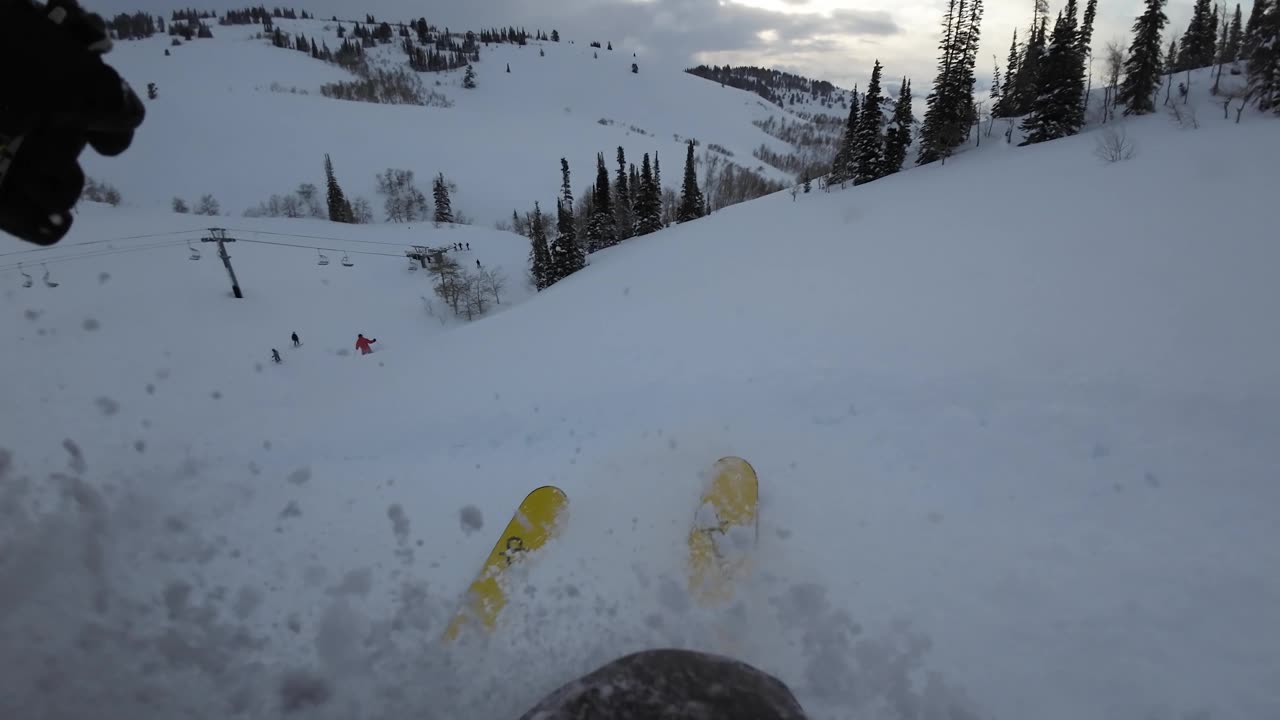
top-left (89, 0), bottom-right (1218, 95)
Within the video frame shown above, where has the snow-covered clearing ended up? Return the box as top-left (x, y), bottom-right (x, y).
top-left (2, 46), bottom-right (1278, 720)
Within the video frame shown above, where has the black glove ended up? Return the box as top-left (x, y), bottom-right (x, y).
top-left (0, 0), bottom-right (145, 245)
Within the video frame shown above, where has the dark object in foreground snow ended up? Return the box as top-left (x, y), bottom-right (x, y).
top-left (517, 648), bottom-right (808, 720)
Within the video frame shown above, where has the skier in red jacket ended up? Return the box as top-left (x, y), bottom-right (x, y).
top-left (355, 333), bottom-right (377, 355)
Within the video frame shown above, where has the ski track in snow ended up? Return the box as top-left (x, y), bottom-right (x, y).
top-left (0, 30), bottom-right (1278, 720)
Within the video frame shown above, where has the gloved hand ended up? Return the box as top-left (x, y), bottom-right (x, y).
top-left (0, 0), bottom-right (145, 245)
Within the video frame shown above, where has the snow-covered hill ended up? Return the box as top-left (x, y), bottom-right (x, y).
top-left (2, 50), bottom-right (1279, 720)
top-left (86, 19), bottom-right (813, 227)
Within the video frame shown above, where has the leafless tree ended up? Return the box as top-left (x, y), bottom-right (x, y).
top-left (427, 254), bottom-right (464, 314)
top-left (462, 272), bottom-right (488, 320)
top-left (1103, 40), bottom-right (1126, 123)
top-left (195, 193), bottom-right (220, 216)
top-left (1093, 126), bottom-right (1136, 163)
top-left (479, 267), bottom-right (507, 305)
top-left (1168, 99), bottom-right (1199, 129)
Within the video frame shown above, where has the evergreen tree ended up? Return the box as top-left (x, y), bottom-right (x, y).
top-left (634, 153), bottom-right (663, 236)
top-left (1078, 0), bottom-right (1099, 117)
top-left (1022, 4), bottom-right (1085, 144)
top-left (550, 205), bottom-right (585, 281)
top-left (1118, 0), bottom-right (1168, 115)
top-left (548, 159), bottom-right (584, 280)
top-left (1080, 0), bottom-right (1098, 59)
top-left (917, 0), bottom-right (984, 165)
top-left (1179, 0), bottom-right (1217, 69)
top-left (676, 141), bottom-right (704, 223)
top-left (629, 163), bottom-right (641, 212)
top-left (613, 147), bottom-right (634, 241)
top-left (1015, 17), bottom-right (1049, 116)
top-left (324, 154), bottom-right (350, 222)
top-left (1248, 0), bottom-right (1280, 112)
top-left (853, 60), bottom-right (887, 184)
top-left (463, 64), bottom-right (477, 88)
top-left (883, 79), bottom-right (915, 174)
top-left (432, 173), bottom-right (453, 223)
top-left (830, 83), bottom-right (859, 183)
top-left (1226, 4), bottom-right (1244, 61)
top-left (991, 59), bottom-right (1001, 104)
top-left (1245, 0), bottom-right (1271, 59)
top-left (1167, 37), bottom-right (1180, 73)
top-left (528, 202), bottom-right (552, 290)
top-left (994, 30), bottom-right (1021, 116)
top-left (585, 152), bottom-right (616, 251)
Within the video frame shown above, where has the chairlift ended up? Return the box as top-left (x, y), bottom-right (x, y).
top-left (407, 258), bottom-right (418, 272)
top-left (41, 264), bottom-right (58, 288)
top-left (18, 264), bottom-right (32, 288)
top-left (341, 254), bottom-right (354, 267)
top-left (188, 242), bottom-right (201, 261)
top-left (317, 250), bottom-right (330, 266)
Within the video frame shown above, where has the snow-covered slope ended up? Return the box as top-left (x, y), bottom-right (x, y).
top-left (2, 62), bottom-right (1279, 720)
top-left (87, 20), bottom-right (806, 227)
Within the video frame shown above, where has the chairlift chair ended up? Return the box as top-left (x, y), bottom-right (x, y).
top-left (41, 264), bottom-right (58, 288)
top-left (188, 242), bottom-right (201, 261)
top-left (341, 254), bottom-right (354, 267)
top-left (18, 264), bottom-right (32, 288)
top-left (407, 259), bottom-right (418, 272)
top-left (317, 250), bottom-right (330, 266)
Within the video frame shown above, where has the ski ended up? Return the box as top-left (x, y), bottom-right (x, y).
top-left (687, 456), bottom-right (759, 607)
top-left (443, 485), bottom-right (570, 642)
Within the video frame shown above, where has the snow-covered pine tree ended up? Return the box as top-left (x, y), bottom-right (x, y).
top-left (917, 0), bottom-right (984, 165)
top-left (1244, 0), bottom-right (1271, 59)
top-left (463, 64), bottom-right (477, 88)
top-left (432, 173), bottom-right (453, 223)
top-left (829, 83), bottom-right (859, 184)
top-left (994, 30), bottom-right (1020, 116)
top-left (1020, 17), bottom-right (1050, 116)
top-left (634, 153), bottom-right (663, 236)
top-left (1022, 4), bottom-right (1083, 144)
top-left (629, 163), bottom-right (641, 215)
top-left (1247, 0), bottom-right (1280, 112)
top-left (1118, 0), bottom-right (1169, 115)
top-left (653, 152), bottom-right (661, 201)
top-left (613, 147), bottom-right (633, 241)
top-left (1226, 4), bottom-right (1244, 61)
top-left (676, 141), bottom-right (704, 223)
top-left (584, 153), bottom-right (616, 251)
top-left (883, 78), bottom-right (915, 174)
top-left (550, 159), bottom-right (585, 280)
top-left (324, 154), bottom-right (350, 222)
top-left (1179, 0), bottom-right (1216, 70)
top-left (991, 58), bottom-right (1001, 104)
top-left (528, 202), bottom-right (552, 290)
top-left (853, 60), bottom-right (887, 184)
top-left (1078, 0), bottom-right (1098, 118)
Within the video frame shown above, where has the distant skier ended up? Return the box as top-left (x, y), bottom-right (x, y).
top-left (476, 259), bottom-right (481, 269)
top-left (291, 332), bottom-right (300, 347)
top-left (271, 349), bottom-right (282, 363)
top-left (355, 333), bottom-right (377, 355)
top-left (465, 242), bottom-right (470, 250)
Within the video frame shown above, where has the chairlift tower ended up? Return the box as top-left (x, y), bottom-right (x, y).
top-left (201, 227), bottom-right (243, 298)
